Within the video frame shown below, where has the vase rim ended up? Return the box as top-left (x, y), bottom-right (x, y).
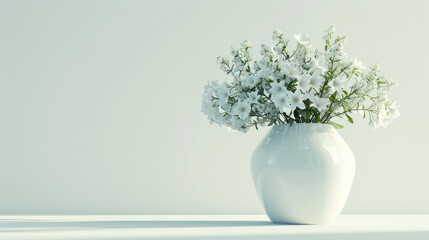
top-left (275, 123), bottom-right (331, 126)
top-left (272, 122), bottom-right (335, 130)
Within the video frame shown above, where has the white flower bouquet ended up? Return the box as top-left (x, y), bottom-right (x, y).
top-left (201, 26), bottom-right (400, 132)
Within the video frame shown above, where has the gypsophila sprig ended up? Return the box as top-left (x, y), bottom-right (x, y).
top-left (201, 26), bottom-right (400, 132)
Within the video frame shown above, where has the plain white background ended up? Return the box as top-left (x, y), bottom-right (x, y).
top-left (0, 0), bottom-right (428, 214)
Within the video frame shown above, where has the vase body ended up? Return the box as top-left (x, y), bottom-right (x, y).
top-left (251, 123), bottom-right (355, 224)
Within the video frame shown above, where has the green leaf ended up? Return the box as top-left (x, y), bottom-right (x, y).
top-left (309, 107), bottom-right (318, 114)
top-left (293, 110), bottom-right (300, 120)
top-left (306, 109), bottom-right (311, 123)
top-left (268, 119), bottom-right (276, 126)
top-left (314, 112), bottom-right (320, 123)
top-left (328, 121), bottom-right (344, 129)
top-left (346, 114), bottom-right (354, 124)
top-left (329, 91), bottom-right (337, 101)
top-left (297, 109), bottom-right (306, 116)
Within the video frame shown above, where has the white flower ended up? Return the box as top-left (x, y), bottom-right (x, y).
top-left (310, 96), bottom-right (330, 111)
top-left (269, 80), bottom-right (287, 96)
top-left (220, 103), bottom-right (232, 113)
top-left (216, 85), bottom-right (229, 106)
top-left (369, 118), bottom-right (381, 129)
top-left (242, 76), bottom-right (258, 88)
top-left (377, 109), bottom-right (389, 128)
top-left (229, 116), bottom-right (248, 132)
top-left (310, 57), bottom-right (328, 74)
top-left (328, 76), bottom-right (347, 94)
top-left (262, 101), bottom-right (277, 117)
top-left (257, 68), bottom-right (272, 79)
top-left (352, 58), bottom-right (366, 70)
top-left (282, 63), bottom-right (300, 80)
top-left (241, 40), bottom-right (251, 48)
top-left (201, 102), bottom-right (227, 126)
top-left (233, 100), bottom-right (251, 120)
top-left (384, 101), bottom-right (400, 119)
top-left (388, 105), bottom-right (400, 118)
top-left (371, 105), bottom-right (398, 129)
top-left (370, 101), bottom-right (400, 129)
top-left (294, 33), bottom-right (312, 47)
top-left (323, 25), bottom-right (335, 41)
top-left (272, 93), bottom-right (289, 112)
top-left (272, 29), bottom-right (282, 40)
top-left (309, 71), bottom-right (325, 90)
top-left (202, 26), bottom-right (399, 132)
top-left (371, 95), bottom-right (388, 109)
top-left (287, 91), bottom-right (305, 111)
top-left (297, 74), bottom-right (311, 92)
top-left (260, 44), bottom-right (276, 59)
top-left (246, 91), bottom-right (259, 104)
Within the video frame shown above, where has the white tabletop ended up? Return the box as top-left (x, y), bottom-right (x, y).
top-left (0, 214), bottom-right (428, 240)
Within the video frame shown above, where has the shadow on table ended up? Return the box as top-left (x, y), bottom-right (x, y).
top-left (152, 232), bottom-right (429, 240)
top-left (0, 219), bottom-right (275, 231)
top-left (1, 219), bottom-right (429, 240)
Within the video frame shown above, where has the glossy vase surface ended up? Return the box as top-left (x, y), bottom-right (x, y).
top-left (251, 123), bottom-right (355, 224)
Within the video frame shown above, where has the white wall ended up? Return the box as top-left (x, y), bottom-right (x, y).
top-left (0, 0), bottom-right (428, 214)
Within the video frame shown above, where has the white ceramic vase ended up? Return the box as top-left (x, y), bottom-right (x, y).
top-left (251, 123), bottom-right (355, 224)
